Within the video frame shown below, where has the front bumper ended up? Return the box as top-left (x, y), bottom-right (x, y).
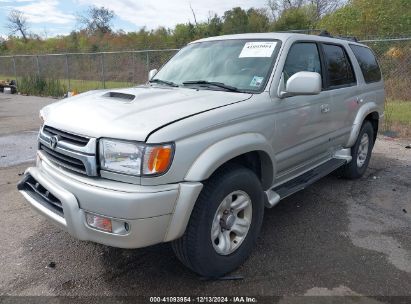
top-left (17, 156), bottom-right (203, 248)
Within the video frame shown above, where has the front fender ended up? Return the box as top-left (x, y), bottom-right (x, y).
top-left (346, 102), bottom-right (381, 147)
top-left (184, 133), bottom-right (275, 186)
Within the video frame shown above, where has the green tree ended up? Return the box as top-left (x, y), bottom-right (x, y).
top-left (247, 8), bottom-right (270, 32)
top-left (206, 14), bottom-right (223, 36)
top-left (273, 6), bottom-right (316, 31)
top-left (222, 7), bottom-right (249, 34)
top-left (0, 37), bottom-right (7, 53)
top-left (319, 0), bottom-right (411, 38)
top-left (174, 23), bottom-right (196, 46)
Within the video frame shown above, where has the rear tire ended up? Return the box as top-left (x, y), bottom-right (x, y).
top-left (172, 164), bottom-right (264, 278)
top-left (340, 121), bottom-right (374, 179)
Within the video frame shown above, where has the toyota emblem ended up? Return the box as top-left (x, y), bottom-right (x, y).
top-left (50, 135), bottom-right (59, 149)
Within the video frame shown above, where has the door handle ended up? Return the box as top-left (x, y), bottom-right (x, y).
top-left (320, 104), bottom-right (330, 113)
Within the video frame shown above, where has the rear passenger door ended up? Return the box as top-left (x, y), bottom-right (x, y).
top-left (320, 43), bottom-right (358, 147)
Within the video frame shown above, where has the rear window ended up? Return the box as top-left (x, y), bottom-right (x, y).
top-left (322, 44), bottom-right (356, 88)
top-left (349, 45), bottom-right (382, 83)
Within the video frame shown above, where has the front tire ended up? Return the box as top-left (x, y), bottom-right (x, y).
top-left (341, 121), bottom-right (374, 179)
top-left (172, 164), bottom-right (264, 278)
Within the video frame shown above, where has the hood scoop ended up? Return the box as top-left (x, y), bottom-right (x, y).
top-left (102, 91), bottom-right (135, 102)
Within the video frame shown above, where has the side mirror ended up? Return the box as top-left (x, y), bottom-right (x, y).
top-left (280, 71), bottom-right (321, 98)
top-left (148, 69), bottom-right (158, 81)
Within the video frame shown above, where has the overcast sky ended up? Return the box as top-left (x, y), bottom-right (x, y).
top-left (0, 0), bottom-right (266, 38)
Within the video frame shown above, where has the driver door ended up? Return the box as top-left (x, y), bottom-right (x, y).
top-left (273, 42), bottom-right (333, 182)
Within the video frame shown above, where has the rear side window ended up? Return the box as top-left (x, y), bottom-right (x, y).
top-left (350, 45), bottom-right (382, 83)
top-left (322, 44), bottom-right (356, 87)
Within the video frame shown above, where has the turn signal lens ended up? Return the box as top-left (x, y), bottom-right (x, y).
top-left (86, 213), bottom-right (112, 233)
top-left (143, 145), bottom-right (173, 175)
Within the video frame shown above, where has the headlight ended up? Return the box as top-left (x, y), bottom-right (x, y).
top-left (99, 139), bottom-right (173, 176)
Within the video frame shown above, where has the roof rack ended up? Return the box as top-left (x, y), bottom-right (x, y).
top-left (277, 29), bottom-right (359, 42)
top-left (319, 30), bottom-right (358, 42)
top-left (277, 29), bottom-right (323, 35)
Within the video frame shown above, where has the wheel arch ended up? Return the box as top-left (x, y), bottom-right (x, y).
top-left (184, 133), bottom-right (275, 190)
top-left (346, 102), bottom-right (380, 147)
top-left (364, 111), bottom-right (379, 144)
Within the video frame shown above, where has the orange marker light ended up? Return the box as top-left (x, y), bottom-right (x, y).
top-left (147, 146), bottom-right (172, 174)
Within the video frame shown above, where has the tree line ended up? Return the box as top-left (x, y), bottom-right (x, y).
top-left (1, 0), bottom-right (410, 55)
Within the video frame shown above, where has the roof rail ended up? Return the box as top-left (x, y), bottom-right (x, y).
top-left (319, 30), bottom-right (332, 37)
top-left (276, 29), bottom-right (359, 42)
top-left (277, 29), bottom-right (323, 35)
top-left (336, 36), bottom-right (358, 42)
top-left (319, 30), bottom-right (358, 42)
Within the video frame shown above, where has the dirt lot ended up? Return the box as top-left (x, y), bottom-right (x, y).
top-left (0, 94), bottom-right (410, 301)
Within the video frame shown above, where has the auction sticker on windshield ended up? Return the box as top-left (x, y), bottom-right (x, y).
top-left (239, 41), bottom-right (277, 58)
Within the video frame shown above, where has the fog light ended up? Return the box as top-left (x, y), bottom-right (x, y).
top-left (124, 222), bottom-right (130, 232)
top-left (86, 213), bottom-right (113, 233)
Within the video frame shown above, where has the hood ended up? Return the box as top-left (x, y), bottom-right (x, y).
top-left (42, 86), bottom-right (252, 141)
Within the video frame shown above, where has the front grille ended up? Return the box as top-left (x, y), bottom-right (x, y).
top-left (39, 126), bottom-right (97, 176)
top-left (43, 126), bottom-right (89, 147)
top-left (19, 175), bottom-right (63, 217)
top-left (40, 143), bottom-right (87, 174)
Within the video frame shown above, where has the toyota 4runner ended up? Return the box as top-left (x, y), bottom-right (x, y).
top-left (18, 33), bottom-right (384, 277)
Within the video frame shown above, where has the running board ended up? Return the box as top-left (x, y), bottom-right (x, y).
top-left (264, 190), bottom-right (280, 208)
top-left (266, 158), bottom-right (347, 204)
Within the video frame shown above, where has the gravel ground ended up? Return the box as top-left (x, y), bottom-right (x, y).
top-left (0, 94), bottom-right (410, 301)
top-left (0, 94), bottom-right (53, 136)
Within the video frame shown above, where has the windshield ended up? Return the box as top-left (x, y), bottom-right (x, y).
top-left (152, 39), bottom-right (280, 93)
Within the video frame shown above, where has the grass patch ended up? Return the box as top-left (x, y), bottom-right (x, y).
top-left (385, 101), bottom-right (411, 125)
top-left (18, 75), bottom-right (67, 97)
top-left (384, 99), bottom-right (411, 137)
top-left (0, 74), bottom-right (135, 94)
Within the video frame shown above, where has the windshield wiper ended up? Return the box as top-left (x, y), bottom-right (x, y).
top-left (183, 80), bottom-right (241, 92)
top-left (149, 78), bottom-right (179, 87)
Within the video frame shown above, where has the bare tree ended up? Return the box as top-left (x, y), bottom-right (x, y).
top-left (266, 0), bottom-right (280, 21)
top-left (77, 6), bottom-right (115, 34)
top-left (6, 10), bottom-right (29, 41)
top-left (310, 0), bottom-right (345, 20)
top-left (267, 0), bottom-right (306, 21)
top-left (267, 0), bottom-right (345, 22)
top-left (282, 0), bottom-right (305, 10)
top-left (189, 3), bottom-right (198, 26)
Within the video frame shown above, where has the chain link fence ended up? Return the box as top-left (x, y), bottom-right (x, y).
top-left (0, 38), bottom-right (409, 101)
top-left (0, 37), bottom-right (409, 135)
top-left (0, 49), bottom-right (179, 94)
top-left (360, 38), bottom-right (410, 102)
top-left (360, 38), bottom-right (411, 135)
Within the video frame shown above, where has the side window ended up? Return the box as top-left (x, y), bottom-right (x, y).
top-left (322, 44), bottom-right (356, 87)
top-left (283, 42), bottom-right (321, 85)
top-left (349, 44), bottom-right (382, 83)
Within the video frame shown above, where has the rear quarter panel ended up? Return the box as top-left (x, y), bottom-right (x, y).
top-left (345, 43), bottom-right (385, 147)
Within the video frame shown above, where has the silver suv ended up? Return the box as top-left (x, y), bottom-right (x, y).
top-left (18, 33), bottom-right (384, 277)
